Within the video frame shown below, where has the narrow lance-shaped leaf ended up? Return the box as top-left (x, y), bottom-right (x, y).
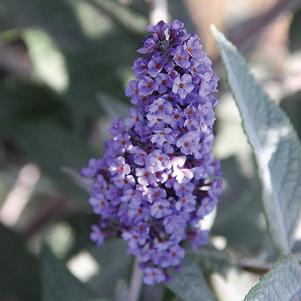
top-left (244, 255), bottom-right (301, 301)
top-left (61, 166), bottom-right (91, 193)
top-left (212, 26), bottom-right (301, 253)
top-left (97, 92), bottom-right (129, 118)
top-left (166, 256), bottom-right (218, 301)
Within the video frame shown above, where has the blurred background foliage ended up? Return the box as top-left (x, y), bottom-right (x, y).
top-left (0, 0), bottom-right (301, 300)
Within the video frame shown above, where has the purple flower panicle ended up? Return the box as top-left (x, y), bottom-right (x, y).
top-left (82, 19), bottom-right (222, 285)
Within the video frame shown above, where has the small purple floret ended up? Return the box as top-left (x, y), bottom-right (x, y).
top-left (172, 74), bottom-right (194, 99)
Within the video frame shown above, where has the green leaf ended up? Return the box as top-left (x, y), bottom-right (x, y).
top-left (213, 156), bottom-right (267, 253)
top-left (192, 244), bottom-right (231, 276)
top-left (0, 0), bottom-right (145, 125)
top-left (92, 0), bottom-right (147, 34)
top-left (22, 28), bottom-right (69, 92)
top-left (88, 239), bottom-right (132, 299)
top-left (212, 26), bottom-right (301, 253)
top-left (0, 79), bottom-right (91, 200)
top-left (0, 223), bottom-right (40, 301)
top-left (97, 92), bottom-right (130, 118)
top-left (114, 279), bottom-right (128, 301)
top-left (7, 121), bottom-right (91, 200)
top-left (61, 166), bottom-right (91, 193)
top-left (42, 246), bottom-right (97, 301)
top-left (289, 8), bottom-right (301, 52)
top-left (0, 80), bottom-right (72, 128)
top-left (244, 255), bottom-right (301, 301)
top-left (281, 92), bottom-right (301, 141)
top-left (166, 256), bottom-right (218, 301)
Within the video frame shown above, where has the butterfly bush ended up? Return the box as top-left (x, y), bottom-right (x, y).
top-left (82, 20), bottom-right (222, 285)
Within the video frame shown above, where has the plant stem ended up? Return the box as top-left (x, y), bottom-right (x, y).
top-left (238, 260), bottom-right (272, 275)
top-left (128, 258), bottom-right (143, 301)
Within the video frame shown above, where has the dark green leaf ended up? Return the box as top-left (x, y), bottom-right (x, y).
top-left (42, 246), bottom-right (97, 301)
top-left (281, 92), bottom-right (301, 141)
top-left (192, 244), bottom-right (231, 276)
top-left (97, 92), bottom-right (129, 118)
top-left (6, 121), bottom-right (91, 200)
top-left (88, 239), bottom-right (132, 300)
top-left (114, 279), bottom-right (128, 301)
top-left (213, 156), bottom-right (267, 253)
top-left (0, 223), bottom-right (40, 301)
top-left (0, 0), bottom-right (144, 124)
top-left (64, 212), bottom-right (97, 261)
top-left (61, 166), bottom-right (91, 193)
top-left (289, 8), bottom-right (301, 52)
top-left (0, 80), bottom-right (71, 128)
top-left (166, 256), bottom-right (218, 301)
